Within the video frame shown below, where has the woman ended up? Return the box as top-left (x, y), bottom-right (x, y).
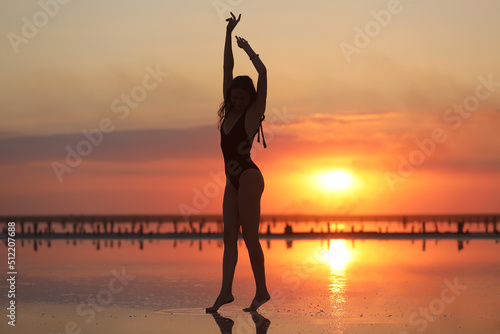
top-left (206, 12), bottom-right (270, 313)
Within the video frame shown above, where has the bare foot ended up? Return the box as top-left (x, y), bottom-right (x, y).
top-left (206, 293), bottom-right (234, 313)
top-left (243, 293), bottom-right (270, 312)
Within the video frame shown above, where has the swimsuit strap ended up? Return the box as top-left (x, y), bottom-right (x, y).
top-left (257, 115), bottom-right (267, 148)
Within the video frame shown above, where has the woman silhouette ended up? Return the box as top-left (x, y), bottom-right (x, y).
top-left (206, 12), bottom-right (270, 313)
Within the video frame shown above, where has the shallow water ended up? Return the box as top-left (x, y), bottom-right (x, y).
top-left (1, 237), bottom-right (499, 333)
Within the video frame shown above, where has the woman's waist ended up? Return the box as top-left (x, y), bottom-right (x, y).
top-left (223, 157), bottom-right (257, 171)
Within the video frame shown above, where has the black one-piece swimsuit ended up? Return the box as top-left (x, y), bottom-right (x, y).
top-left (220, 111), bottom-right (263, 190)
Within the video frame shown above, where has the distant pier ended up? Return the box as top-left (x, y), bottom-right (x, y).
top-left (1, 213), bottom-right (499, 240)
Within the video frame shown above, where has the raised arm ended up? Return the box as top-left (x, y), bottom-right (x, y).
top-left (236, 36), bottom-right (267, 115)
top-left (223, 13), bottom-right (240, 97)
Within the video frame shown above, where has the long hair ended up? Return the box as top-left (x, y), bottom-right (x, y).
top-left (217, 75), bottom-right (257, 129)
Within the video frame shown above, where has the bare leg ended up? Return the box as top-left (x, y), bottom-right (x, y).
top-left (238, 169), bottom-right (270, 312)
top-left (206, 181), bottom-right (240, 313)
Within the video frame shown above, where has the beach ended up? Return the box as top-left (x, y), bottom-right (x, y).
top-left (2, 0), bottom-right (500, 333)
top-left (1, 237), bottom-right (499, 333)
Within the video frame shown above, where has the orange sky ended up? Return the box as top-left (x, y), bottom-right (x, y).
top-left (1, 0), bottom-right (499, 215)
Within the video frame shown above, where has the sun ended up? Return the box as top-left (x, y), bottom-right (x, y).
top-left (320, 170), bottom-right (354, 191)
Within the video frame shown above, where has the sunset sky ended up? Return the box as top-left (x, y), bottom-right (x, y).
top-left (1, 0), bottom-right (499, 215)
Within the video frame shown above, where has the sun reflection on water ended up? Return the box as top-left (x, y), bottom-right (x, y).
top-left (319, 240), bottom-right (351, 334)
top-left (322, 239), bottom-right (351, 271)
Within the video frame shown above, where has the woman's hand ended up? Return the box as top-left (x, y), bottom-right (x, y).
top-left (226, 12), bottom-right (241, 33)
top-left (235, 36), bottom-right (250, 50)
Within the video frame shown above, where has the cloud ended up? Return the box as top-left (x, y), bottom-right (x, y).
top-left (0, 126), bottom-right (220, 165)
top-left (2, 109), bottom-right (499, 177)
top-left (288, 112), bottom-right (402, 126)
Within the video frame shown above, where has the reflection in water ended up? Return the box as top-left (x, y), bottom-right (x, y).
top-left (329, 268), bottom-right (347, 334)
top-left (210, 311), bottom-right (270, 334)
top-left (322, 240), bottom-right (349, 334)
top-left (323, 240), bottom-right (351, 271)
top-left (2, 235), bottom-right (488, 253)
top-left (211, 312), bottom-right (233, 333)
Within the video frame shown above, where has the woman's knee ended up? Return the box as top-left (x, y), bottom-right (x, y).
top-left (242, 230), bottom-right (260, 246)
top-left (244, 239), bottom-right (264, 259)
top-left (223, 228), bottom-right (239, 243)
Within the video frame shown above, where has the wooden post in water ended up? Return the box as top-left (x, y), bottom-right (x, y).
top-left (217, 219), bottom-right (223, 233)
top-left (199, 219), bottom-right (205, 235)
top-left (457, 220), bottom-right (464, 234)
